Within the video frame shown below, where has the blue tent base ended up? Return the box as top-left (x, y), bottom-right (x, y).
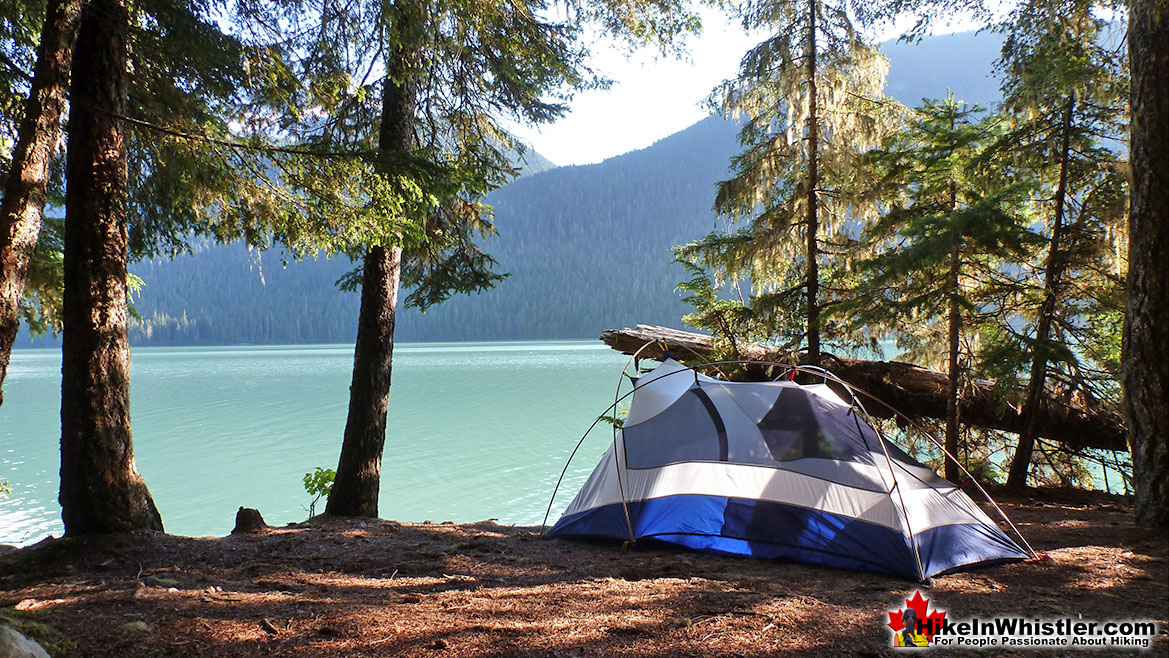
top-left (549, 495), bottom-right (1028, 580)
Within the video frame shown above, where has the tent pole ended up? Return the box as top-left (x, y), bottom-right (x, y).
top-left (836, 379), bottom-right (928, 582)
top-left (685, 360), bottom-right (1040, 560)
top-left (912, 434), bottom-right (1040, 559)
top-left (859, 410), bottom-right (929, 582)
top-left (607, 341), bottom-right (666, 543)
top-left (541, 398), bottom-right (623, 534)
top-left (611, 425), bottom-right (635, 543)
top-left (543, 352), bottom-right (698, 538)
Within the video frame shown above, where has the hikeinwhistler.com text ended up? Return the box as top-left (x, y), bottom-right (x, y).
top-left (920, 617), bottom-right (1159, 649)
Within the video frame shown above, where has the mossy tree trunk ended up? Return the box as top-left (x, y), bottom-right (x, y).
top-left (1124, 0), bottom-right (1169, 529)
top-left (944, 170), bottom-right (960, 484)
top-left (59, 0), bottom-right (162, 535)
top-left (945, 246), bottom-right (961, 483)
top-left (0, 0), bottom-right (85, 407)
top-left (803, 0), bottom-right (821, 366)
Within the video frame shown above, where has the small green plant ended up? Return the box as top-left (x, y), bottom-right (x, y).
top-left (598, 413), bottom-right (624, 429)
top-left (303, 467), bottom-right (335, 518)
top-left (598, 402), bottom-right (630, 430)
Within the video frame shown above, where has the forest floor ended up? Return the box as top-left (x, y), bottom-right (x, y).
top-left (1, 486), bottom-right (1166, 657)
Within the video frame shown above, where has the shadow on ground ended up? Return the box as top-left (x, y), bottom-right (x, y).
top-left (1, 488), bottom-right (1165, 657)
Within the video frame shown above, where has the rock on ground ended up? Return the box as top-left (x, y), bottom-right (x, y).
top-left (0, 626), bottom-right (49, 658)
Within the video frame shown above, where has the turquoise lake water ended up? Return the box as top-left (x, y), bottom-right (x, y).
top-left (1, 340), bottom-right (1124, 547)
top-left (1, 341), bottom-right (630, 546)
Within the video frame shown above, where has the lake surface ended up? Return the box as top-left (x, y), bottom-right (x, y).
top-left (1, 340), bottom-right (1124, 547)
top-left (1, 341), bottom-right (631, 546)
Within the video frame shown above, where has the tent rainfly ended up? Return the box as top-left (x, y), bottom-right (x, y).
top-left (547, 359), bottom-right (1031, 580)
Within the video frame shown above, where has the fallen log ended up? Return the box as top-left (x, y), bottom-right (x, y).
top-left (601, 325), bottom-right (1127, 453)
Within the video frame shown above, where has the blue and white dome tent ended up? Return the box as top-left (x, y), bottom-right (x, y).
top-left (544, 355), bottom-right (1035, 582)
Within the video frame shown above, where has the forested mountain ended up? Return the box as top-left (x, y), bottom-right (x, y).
top-left (124, 115), bottom-right (743, 344)
top-left (18, 30), bottom-right (1002, 347)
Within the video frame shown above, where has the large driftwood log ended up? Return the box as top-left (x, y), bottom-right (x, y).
top-left (601, 325), bottom-right (1127, 453)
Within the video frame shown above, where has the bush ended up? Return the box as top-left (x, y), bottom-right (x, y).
top-left (302, 467), bottom-right (335, 518)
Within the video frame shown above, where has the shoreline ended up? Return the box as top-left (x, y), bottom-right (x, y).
top-left (2, 487), bottom-right (1165, 657)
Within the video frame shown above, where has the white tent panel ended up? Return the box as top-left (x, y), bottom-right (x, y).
top-left (550, 359), bottom-right (1030, 580)
top-left (899, 485), bottom-right (1003, 534)
top-left (624, 360), bottom-right (717, 426)
top-left (564, 455), bottom-right (905, 531)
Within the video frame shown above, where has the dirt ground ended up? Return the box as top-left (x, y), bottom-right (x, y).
top-left (1, 487), bottom-right (1166, 657)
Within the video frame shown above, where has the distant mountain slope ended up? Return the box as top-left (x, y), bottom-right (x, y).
top-left (883, 30), bottom-right (1002, 108)
top-left (399, 114), bottom-right (744, 340)
top-left (513, 148), bottom-right (557, 176)
top-left (123, 114), bottom-right (742, 345)
top-left (18, 29), bottom-right (1005, 347)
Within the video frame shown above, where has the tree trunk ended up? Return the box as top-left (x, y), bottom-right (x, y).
top-left (1123, 0), bottom-right (1169, 529)
top-left (326, 5), bottom-right (418, 517)
top-left (1008, 97), bottom-right (1076, 489)
top-left (59, 0), bottom-right (162, 535)
top-left (803, 0), bottom-right (820, 365)
top-left (942, 166), bottom-right (961, 483)
top-left (0, 0), bottom-right (85, 408)
top-left (601, 324), bottom-right (1127, 451)
top-left (327, 245), bottom-right (402, 516)
top-left (944, 246), bottom-right (961, 482)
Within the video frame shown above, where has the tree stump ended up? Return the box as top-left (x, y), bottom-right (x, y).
top-left (231, 507), bottom-right (267, 534)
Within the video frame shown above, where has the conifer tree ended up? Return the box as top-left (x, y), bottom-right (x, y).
top-left (48, 0), bottom-right (374, 535)
top-left (988, 0), bottom-right (1129, 488)
top-left (845, 97), bottom-right (1039, 482)
top-left (0, 0), bottom-right (83, 407)
top-left (310, 0), bottom-right (701, 517)
top-left (1125, 0), bottom-right (1168, 528)
top-left (59, 0), bottom-right (164, 534)
top-left (677, 0), bottom-right (890, 364)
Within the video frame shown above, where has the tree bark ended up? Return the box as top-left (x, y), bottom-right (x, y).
top-left (944, 246), bottom-right (961, 482)
top-left (0, 0), bottom-right (85, 408)
top-left (602, 324), bottom-right (1126, 452)
top-left (804, 0), bottom-right (821, 365)
top-left (1123, 0), bottom-right (1169, 528)
top-left (59, 0), bottom-right (162, 535)
top-left (943, 167), bottom-right (961, 482)
top-left (327, 245), bottom-right (402, 516)
top-left (326, 4), bottom-right (418, 517)
top-left (1008, 97), bottom-right (1076, 489)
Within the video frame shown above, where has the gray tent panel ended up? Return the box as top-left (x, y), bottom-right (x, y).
top-left (623, 389), bottom-right (723, 468)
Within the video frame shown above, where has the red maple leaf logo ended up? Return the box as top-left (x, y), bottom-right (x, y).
top-left (887, 590), bottom-right (947, 641)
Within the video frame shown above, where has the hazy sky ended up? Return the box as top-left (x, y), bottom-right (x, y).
top-left (508, 9), bottom-right (752, 167)
top-left (511, 8), bottom-right (985, 168)
top-left (509, 8), bottom-right (748, 167)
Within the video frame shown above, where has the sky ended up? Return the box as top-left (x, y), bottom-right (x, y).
top-left (508, 9), bottom-right (753, 167)
top-left (509, 8), bottom-right (987, 168)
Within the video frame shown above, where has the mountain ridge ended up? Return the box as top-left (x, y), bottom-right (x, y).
top-left (17, 29), bottom-right (1004, 347)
